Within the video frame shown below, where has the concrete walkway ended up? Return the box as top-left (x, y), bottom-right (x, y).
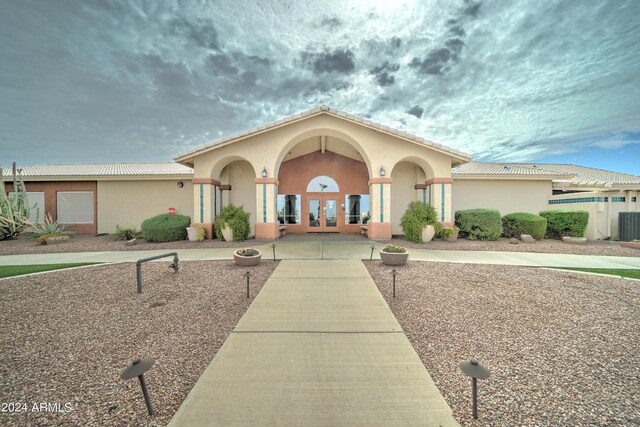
top-left (1, 238), bottom-right (639, 269)
top-left (168, 260), bottom-right (459, 426)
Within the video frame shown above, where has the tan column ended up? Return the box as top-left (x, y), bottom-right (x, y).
top-left (192, 178), bottom-right (219, 239)
top-left (368, 177), bottom-right (392, 239)
top-left (255, 177), bottom-right (279, 239)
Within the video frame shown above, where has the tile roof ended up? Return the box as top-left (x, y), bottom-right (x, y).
top-left (174, 105), bottom-right (472, 162)
top-left (1, 163), bottom-right (193, 178)
top-left (453, 162), bottom-right (640, 186)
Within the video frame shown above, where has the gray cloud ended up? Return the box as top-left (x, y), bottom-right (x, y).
top-left (370, 61), bottom-right (400, 86)
top-left (301, 49), bottom-right (355, 74)
top-left (320, 17), bottom-right (342, 29)
top-left (167, 17), bottom-right (221, 50)
top-left (406, 106), bottom-right (424, 119)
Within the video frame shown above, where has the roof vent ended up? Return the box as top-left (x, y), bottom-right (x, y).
top-left (504, 166), bottom-right (512, 171)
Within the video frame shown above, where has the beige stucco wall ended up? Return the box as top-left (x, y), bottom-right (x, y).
top-left (97, 180), bottom-right (193, 234)
top-left (391, 161), bottom-right (427, 235)
top-left (452, 179), bottom-right (553, 217)
top-left (184, 114), bottom-right (463, 232)
top-left (190, 114), bottom-right (457, 183)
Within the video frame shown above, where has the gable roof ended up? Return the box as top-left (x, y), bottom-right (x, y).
top-left (174, 105), bottom-right (471, 163)
top-left (1, 163), bottom-right (193, 181)
top-left (453, 161), bottom-right (640, 188)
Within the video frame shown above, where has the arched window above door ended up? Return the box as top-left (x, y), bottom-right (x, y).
top-left (306, 175), bottom-right (339, 192)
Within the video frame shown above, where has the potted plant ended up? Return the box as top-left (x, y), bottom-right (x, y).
top-left (186, 226), bottom-right (199, 241)
top-left (214, 204), bottom-right (251, 242)
top-left (443, 226), bottom-right (459, 241)
top-left (400, 201), bottom-right (439, 243)
top-left (380, 244), bottom-right (408, 266)
top-left (234, 248), bottom-right (262, 266)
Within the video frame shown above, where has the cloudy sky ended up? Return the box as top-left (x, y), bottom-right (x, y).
top-left (1, 0), bottom-right (639, 174)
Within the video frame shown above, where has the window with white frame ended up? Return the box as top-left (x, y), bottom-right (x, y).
top-left (8, 191), bottom-right (44, 224)
top-left (57, 191), bottom-right (94, 224)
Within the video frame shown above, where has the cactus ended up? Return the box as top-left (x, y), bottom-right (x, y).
top-left (0, 162), bottom-right (34, 240)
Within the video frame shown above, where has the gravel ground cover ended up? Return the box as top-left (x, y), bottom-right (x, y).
top-left (365, 261), bottom-right (640, 426)
top-left (1, 234), bottom-right (637, 257)
top-left (378, 236), bottom-right (640, 257)
top-left (0, 234), bottom-right (275, 256)
top-left (0, 260), bottom-right (277, 426)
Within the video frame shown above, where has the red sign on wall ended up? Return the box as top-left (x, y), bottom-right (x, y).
top-left (168, 208), bottom-right (176, 214)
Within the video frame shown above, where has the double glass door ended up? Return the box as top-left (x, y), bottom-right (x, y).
top-left (308, 196), bottom-right (338, 232)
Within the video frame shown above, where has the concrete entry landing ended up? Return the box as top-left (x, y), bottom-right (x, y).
top-left (169, 260), bottom-right (458, 426)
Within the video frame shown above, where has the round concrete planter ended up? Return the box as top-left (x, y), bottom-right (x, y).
top-left (380, 250), bottom-right (409, 266)
top-left (234, 249), bottom-right (262, 266)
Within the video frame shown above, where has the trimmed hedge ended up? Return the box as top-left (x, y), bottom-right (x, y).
top-left (455, 209), bottom-right (502, 241)
top-left (400, 201), bottom-right (439, 243)
top-left (502, 212), bottom-right (547, 240)
top-left (539, 210), bottom-right (588, 238)
top-left (141, 214), bottom-right (191, 242)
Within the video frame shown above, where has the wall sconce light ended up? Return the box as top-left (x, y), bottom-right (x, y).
top-left (261, 167), bottom-right (268, 177)
top-left (380, 166), bottom-right (386, 176)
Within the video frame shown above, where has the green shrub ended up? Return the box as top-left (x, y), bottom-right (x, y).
top-left (455, 209), bottom-right (502, 241)
top-left (383, 244), bottom-right (406, 253)
top-left (141, 213), bottom-right (191, 242)
top-left (539, 210), bottom-right (589, 238)
top-left (214, 204), bottom-right (251, 242)
top-left (502, 213), bottom-right (547, 240)
top-left (115, 225), bottom-right (140, 241)
top-left (400, 201), bottom-right (439, 243)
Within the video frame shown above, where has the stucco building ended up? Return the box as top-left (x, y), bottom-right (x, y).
top-left (3, 106), bottom-right (639, 240)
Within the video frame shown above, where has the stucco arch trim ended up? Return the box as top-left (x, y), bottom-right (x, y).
top-left (209, 155), bottom-right (257, 180)
top-left (390, 156), bottom-right (436, 180)
top-left (274, 128), bottom-right (372, 179)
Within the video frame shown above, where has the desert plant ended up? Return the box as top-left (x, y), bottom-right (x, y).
top-left (400, 201), bottom-right (439, 243)
top-left (382, 244), bottom-right (406, 253)
top-left (141, 213), bottom-right (191, 243)
top-left (0, 163), bottom-right (34, 240)
top-left (455, 209), bottom-right (502, 241)
top-left (236, 248), bottom-right (259, 256)
top-left (539, 210), bottom-right (589, 238)
top-left (197, 226), bottom-right (205, 242)
top-left (502, 213), bottom-right (547, 240)
top-left (115, 225), bottom-right (140, 241)
top-left (28, 213), bottom-right (71, 241)
top-left (214, 204), bottom-right (251, 242)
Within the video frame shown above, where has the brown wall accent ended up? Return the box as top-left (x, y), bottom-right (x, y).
top-left (5, 181), bottom-right (98, 234)
top-left (192, 178), bottom-right (220, 186)
top-left (426, 177), bottom-right (453, 185)
top-left (278, 151), bottom-right (369, 233)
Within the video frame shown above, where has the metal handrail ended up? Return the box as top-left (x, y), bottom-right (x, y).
top-left (136, 252), bottom-right (179, 293)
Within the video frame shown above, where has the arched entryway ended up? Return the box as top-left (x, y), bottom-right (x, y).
top-left (390, 160), bottom-right (430, 236)
top-left (277, 136), bottom-right (370, 233)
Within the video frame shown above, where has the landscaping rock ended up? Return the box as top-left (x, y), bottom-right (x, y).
top-left (520, 234), bottom-right (536, 243)
top-left (509, 237), bottom-right (519, 244)
top-left (125, 238), bottom-right (138, 246)
top-left (45, 235), bottom-right (69, 245)
top-left (562, 236), bottom-right (587, 244)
